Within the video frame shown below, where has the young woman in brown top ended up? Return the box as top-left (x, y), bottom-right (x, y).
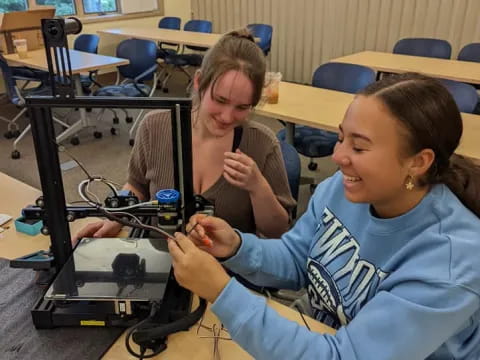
top-left (73, 29), bottom-right (295, 243)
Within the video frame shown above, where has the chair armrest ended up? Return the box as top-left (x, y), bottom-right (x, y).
top-left (134, 64), bottom-right (158, 83)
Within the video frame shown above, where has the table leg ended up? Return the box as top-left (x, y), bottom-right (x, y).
top-left (285, 122), bottom-right (295, 145)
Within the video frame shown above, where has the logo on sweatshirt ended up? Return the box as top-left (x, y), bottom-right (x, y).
top-left (306, 207), bottom-right (389, 328)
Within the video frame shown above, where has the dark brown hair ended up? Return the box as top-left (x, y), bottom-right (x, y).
top-left (359, 72), bottom-right (480, 217)
top-left (195, 28), bottom-right (266, 107)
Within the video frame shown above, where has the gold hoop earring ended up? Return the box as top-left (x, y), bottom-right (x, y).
top-left (405, 175), bottom-right (415, 191)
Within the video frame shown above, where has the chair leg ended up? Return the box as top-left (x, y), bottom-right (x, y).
top-left (12, 123), bottom-right (31, 152)
top-left (128, 109), bottom-right (145, 143)
top-left (52, 116), bottom-right (70, 129)
top-left (0, 115), bottom-right (10, 124)
top-left (161, 72), bottom-right (172, 93)
top-left (7, 108), bottom-right (27, 130)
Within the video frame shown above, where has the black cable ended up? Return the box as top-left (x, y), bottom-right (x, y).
top-left (125, 298), bottom-right (208, 358)
top-left (95, 207), bottom-right (173, 240)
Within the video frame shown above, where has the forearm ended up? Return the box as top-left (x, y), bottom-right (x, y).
top-left (250, 176), bottom-right (289, 237)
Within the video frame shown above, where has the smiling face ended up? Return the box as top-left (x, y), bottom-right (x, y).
top-left (332, 95), bottom-right (431, 217)
top-left (196, 70), bottom-right (254, 137)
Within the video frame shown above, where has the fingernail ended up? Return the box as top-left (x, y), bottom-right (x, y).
top-left (202, 236), bottom-right (213, 247)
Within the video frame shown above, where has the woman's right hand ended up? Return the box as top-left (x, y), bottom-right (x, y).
top-left (71, 220), bottom-right (123, 245)
top-left (186, 214), bottom-right (241, 259)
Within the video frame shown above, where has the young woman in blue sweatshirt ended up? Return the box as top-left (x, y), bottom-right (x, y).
top-left (168, 73), bottom-right (480, 360)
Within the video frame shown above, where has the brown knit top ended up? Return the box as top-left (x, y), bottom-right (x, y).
top-left (127, 110), bottom-right (296, 234)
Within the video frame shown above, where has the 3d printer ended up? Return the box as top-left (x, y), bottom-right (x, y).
top-left (11, 17), bottom-right (210, 358)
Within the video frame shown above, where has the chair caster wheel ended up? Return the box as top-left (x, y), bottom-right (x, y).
top-left (86, 108), bottom-right (92, 112)
top-left (308, 162), bottom-right (318, 171)
top-left (163, 88), bottom-right (169, 93)
top-left (310, 184), bottom-right (317, 194)
top-left (110, 128), bottom-right (117, 135)
top-left (113, 117), bottom-right (120, 124)
top-left (12, 129), bottom-right (21, 138)
top-left (94, 131), bottom-right (102, 139)
top-left (4, 131), bottom-right (14, 139)
top-left (125, 116), bottom-right (133, 124)
top-left (71, 137), bottom-right (80, 145)
top-left (129, 139), bottom-right (134, 146)
top-left (11, 150), bottom-right (20, 159)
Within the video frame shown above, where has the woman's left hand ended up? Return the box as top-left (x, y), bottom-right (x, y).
top-left (168, 232), bottom-right (231, 303)
top-left (224, 149), bottom-right (264, 193)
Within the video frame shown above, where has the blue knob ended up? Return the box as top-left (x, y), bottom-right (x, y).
top-left (155, 189), bottom-right (180, 204)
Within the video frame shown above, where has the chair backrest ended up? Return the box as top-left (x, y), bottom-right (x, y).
top-left (439, 79), bottom-right (478, 113)
top-left (116, 39), bottom-right (158, 81)
top-left (312, 62), bottom-right (376, 94)
top-left (279, 140), bottom-right (301, 202)
top-left (393, 38), bottom-right (452, 59)
top-left (183, 19), bottom-right (213, 52)
top-left (74, 34), bottom-right (100, 54)
top-left (457, 43), bottom-right (480, 62)
top-left (247, 23), bottom-right (273, 56)
top-left (158, 16), bottom-right (181, 30)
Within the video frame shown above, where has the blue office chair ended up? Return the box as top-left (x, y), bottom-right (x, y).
top-left (393, 38), bottom-right (452, 59)
top-left (73, 34), bottom-right (101, 91)
top-left (157, 16), bottom-right (182, 57)
top-left (159, 19), bottom-right (212, 93)
top-left (279, 140), bottom-right (301, 219)
top-left (439, 79), bottom-right (478, 114)
top-left (0, 54), bottom-right (69, 159)
top-left (93, 39), bottom-right (158, 145)
top-left (183, 19), bottom-right (212, 52)
top-left (458, 43), bottom-right (480, 62)
top-left (277, 62), bottom-right (376, 178)
top-left (247, 24), bottom-right (273, 56)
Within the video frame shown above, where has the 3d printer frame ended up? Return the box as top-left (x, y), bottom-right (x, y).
top-left (15, 18), bottom-right (202, 332)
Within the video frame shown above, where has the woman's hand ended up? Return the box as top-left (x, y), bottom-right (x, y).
top-left (224, 149), bottom-right (266, 193)
top-left (168, 232), bottom-right (231, 303)
top-left (71, 220), bottom-right (123, 245)
top-left (186, 214), bottom-right (241, 259)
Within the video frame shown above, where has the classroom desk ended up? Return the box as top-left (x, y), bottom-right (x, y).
top-left (98, 27), bottom-right (223, 49)
top-left (332, 51), bottom-right (480, 84)
top-left (4, 49), bottom-right (130, 143)
top-left (1, 171), bottom-right (335, 359)
top-left (256, 81), bottom-right (480, 161)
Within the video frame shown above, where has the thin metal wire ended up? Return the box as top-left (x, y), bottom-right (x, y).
top-left (196, 316), bottom-right (232, 360)
top-left (294, 304), bottom-right (311, 331)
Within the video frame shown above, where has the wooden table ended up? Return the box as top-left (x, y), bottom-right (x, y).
top-left (98, 28), bottom-right (223, 49)
top-left (332, 51), bottom-right (480, 84)
top-left (4, 49), bottom-right (130, 144)
top-left (256, 81), bottom-right (480, 161)
top-left (104, 296), bottom-right (335, 360)
top-left (1, 171), bottom-right (335, 359)
top-left (0, 172), bottom-right (95, 260)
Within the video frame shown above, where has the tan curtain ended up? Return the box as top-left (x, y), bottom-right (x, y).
top-left (191, 0), bottom-right (480, 84)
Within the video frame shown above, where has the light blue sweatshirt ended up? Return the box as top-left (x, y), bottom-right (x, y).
top-left (211, 171), bottom-right (480, 360)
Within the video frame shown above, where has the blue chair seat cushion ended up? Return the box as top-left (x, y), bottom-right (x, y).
top-left (94, 83), bottom-right (151, 97)
top-left (11, 85), bottom-right (52, 106)
top-left (164, 54), bottom-right (203, 66)
top-left (277, 126), bottom-right (338, 157)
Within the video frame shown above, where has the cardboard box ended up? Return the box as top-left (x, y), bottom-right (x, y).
top-left (0, 7), bottom-right (55, 54)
